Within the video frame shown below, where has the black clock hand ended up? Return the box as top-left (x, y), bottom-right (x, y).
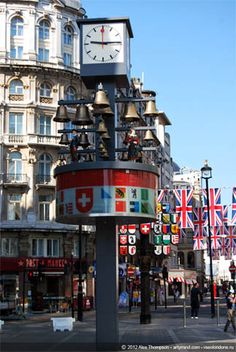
top-left (90, 41), bottom-right (122, 45)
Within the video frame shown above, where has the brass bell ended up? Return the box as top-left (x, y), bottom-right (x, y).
top-left (93, 88), bottom-right (110, 109)
top-left (59, 133), bottom-right (69, 145)
top-left (143, 129), bottom-right (155, 141)
top-left (101, 131), bottom-right (111, 140)
top-left (93, 106), bottom-right (114, 117)
top-left (97, 120), bottom-right (108, 134)
top-left (143, 101), bottom-right (159, 117)
top-left (122, 102), bottom-right (140, 122)
top-left (53, 105), bottom-right (70, 123)
top-left (98, 141), bottom-right (105, 151)
top-left (73, 105), bottom-right (93, 125)
top-left (78, 131), bottom-right (90, 148)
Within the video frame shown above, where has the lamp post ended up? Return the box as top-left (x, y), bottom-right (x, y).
top-left (201, 160), bottom-right (215, 318)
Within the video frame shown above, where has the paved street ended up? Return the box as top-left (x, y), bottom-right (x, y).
top-left (1, 298), bottom-right (235, 352)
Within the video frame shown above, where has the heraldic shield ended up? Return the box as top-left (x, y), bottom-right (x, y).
top-left (171, 224), bottom-right (178, 234)
top-left (128, 224), bottom-right (136, 234)
top-left (163, 245), bottom-right (171, 255)
top-left (128, 245), bottom-right (136, 255)
top-left (162, 234), bottom-right (171, 245)
top-left (76, 188), bottom-right (93, 213)
top-left (120, 235), bottom-right (128, 245)
top-left (128, 234), bottom-right (136, 244)
top-left (171, 234), bottom-right (180, 245)
top-left (153, 234), bottom-right (162, 245)
top-left (120, 245), bottom-right (128, 256)
top-left (153, 223), bottom-right (162, 234)
top-left (154, 245), bottom-right (162, 255)
top-left (119, 225), bottom-right (128, 234)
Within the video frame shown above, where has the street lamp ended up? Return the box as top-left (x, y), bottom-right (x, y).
top-left (201, 160), bottom-right (215, 318)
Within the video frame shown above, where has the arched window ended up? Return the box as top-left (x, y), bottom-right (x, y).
top-left (39, 20), bottom-right (50, 40)
top-left (9, 151), bottom-right (22, 181)
top-left (40, 82), bottom-right (51, 97)
top-left (11, 17), bottom-right (24, 37)
top-left (38, 154), bottom-right (51, 182)
top-left (187, 251), bottom-right (195, 268)
top-left (177, 251), bottom-right (185, 266)
top-left (9, 79), bottom-right (23, 95)
top-left (64, 26), bottom-right (73, 45)
top-left (65, 86), bottom-right (76, 101)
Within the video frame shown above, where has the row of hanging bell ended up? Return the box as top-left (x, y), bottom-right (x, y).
top-left (59, 131), bottom-right (90, 148)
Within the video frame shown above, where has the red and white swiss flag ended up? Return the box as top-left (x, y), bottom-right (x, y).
top-left (76, 188), bottom-right (93, 213)
top-left (140, 223), bottom-right (151, 235)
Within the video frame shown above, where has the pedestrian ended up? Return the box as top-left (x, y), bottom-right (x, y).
top-left (69, 129), bottom-right (79, 161)
top-left (175, 289), bottom-right (180, 303)
top-left (224, 290), bottom-right (236, 332)
top-left (190, 282), bottom-right (201, 319)
top-left (159, 287), bottom-right (164, 306)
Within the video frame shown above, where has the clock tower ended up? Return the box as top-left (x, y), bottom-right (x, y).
top-left (77, 17), bottom-right (133, 88)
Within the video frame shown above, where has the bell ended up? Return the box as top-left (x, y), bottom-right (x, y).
top-left (143, 101), bottom-right (159, 117)
top-left (101, 150), bottom-right (109, 159)
top-left (73, 105), bottom-right (93, 125)
top-left (93, 106), bottom-right (114, 117)
top-left (98, 141), bottom-right (105, 151)
top-left (122, 102), bottom-right (140, 122)
top-left (143, 129), bottom-right (155, 141)
top-left (59, 133), bottom-right (69, 145)
top-left (93, 89), bottom-right (110, 109)
top-left (101, 131), bottom-right (110, 140)
top-left (78, 131), bottom-right (90, 148)
top-left (97, 120), bottom-right (108, 134)
top-left (53, 105), bottom-right (70, 123)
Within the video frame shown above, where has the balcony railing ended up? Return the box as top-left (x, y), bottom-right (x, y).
top-left (28, 134), bottom-right (60, 146)
top-left (2, 173), bottom-right (29, 184)
top-left (36, 175), bottom-right (54, 185)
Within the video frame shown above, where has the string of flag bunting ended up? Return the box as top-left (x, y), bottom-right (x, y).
top-left (118, 187), bottom-right (236, 259)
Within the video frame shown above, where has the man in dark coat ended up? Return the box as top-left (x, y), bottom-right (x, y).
top-left (70, 129), bottom-right (79, 162)
top-left (191, 282), bottom-right (201, 319)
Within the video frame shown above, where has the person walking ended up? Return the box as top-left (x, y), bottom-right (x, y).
top-left (224, 290), bottom-right (236, 333)
top-left (191, 282), bottom-right (201, 319)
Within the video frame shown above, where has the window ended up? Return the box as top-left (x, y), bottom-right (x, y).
top-left (32, 239), bottom-right (44, 256)
top-left (64, 26), bottom-right (73, 45)
top-left (9, 80), bottom-right (23, 95)
top-left (9, 152), bottom-right (22, 181)
top-left (0, 238), bottom-right (18, 256)
top-left (39, 114), bottom-right (51, 135)
top-left (40, 82), bottom-right (51, 97)
top-left (9, 112), bottom-right (23, 134)
top-left (63, 53), bottom-right (72, 66)
top-left (32, 238), bottom-right (59, 257)
top-left (47, 239), bottom-right (59, 257)
top-left (65, 86), bottom-right (76, 101)
top-left (7, 194), bottom-right (22, 220)
top-left (39, 154), bottom-right (51, 182)
top-left (187, 251), bottom-right (195, 268)
top-left (39, 20), bottom-right (50, 40)
top-left (11, 17), bottom-right (23, 37)
top-left (39, 194), bottom-right (52, 220)
top-left (10, 46), bottom-right (23, 59)
top-left (38, 48), bottom-right (49, 62)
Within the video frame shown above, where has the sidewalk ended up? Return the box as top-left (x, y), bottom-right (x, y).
top-left (1, 301), bottom-right (235, 352)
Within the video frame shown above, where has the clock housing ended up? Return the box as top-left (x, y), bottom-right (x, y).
top-left (78, 18), bottom-right (133, 88)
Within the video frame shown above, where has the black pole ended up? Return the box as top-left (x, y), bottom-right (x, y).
top-left (205, 177), bottom-right (215, 318)
top-left (140, 234), bottom-right (151, 324)
top-left (22, 268), bottom-right (25, 313)
top-left (164, 277), bottom-right (167, 309)
top-left (71, 253), bottom-right (74, 318)
top-left (77, 226), bottom-right (83, 321)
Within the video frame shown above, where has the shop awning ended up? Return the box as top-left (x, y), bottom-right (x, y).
top-left (168, 276), bottom-right (185, 283)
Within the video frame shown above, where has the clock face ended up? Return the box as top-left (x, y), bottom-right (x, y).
top-left (83, 23), bottom-right (124, 64)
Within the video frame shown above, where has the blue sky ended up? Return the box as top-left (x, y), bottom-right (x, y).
top-left (81, 0), bottom-right (236, 206)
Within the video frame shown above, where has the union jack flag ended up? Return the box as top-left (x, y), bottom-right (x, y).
top-left (193, 236), bottom-right (207, 250)
top-left (193, 207), bottom-right (207, 237)
top-left (224, 226), bottom-right (236, 250)
top-left (224, 246), bottom-right (232, 260)
top-left (219, 237), bottom-right (227, 256)
top-left (231, 187), bottom-right (236, 225)
top-left (219, 205), bottom-right (229, 236)
top-left (174, 189), bottom-right (194, 229)
top-left (202, 188), bottom-right (223, 227)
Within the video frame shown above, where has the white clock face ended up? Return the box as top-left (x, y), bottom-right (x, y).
top-left (83, 23), bottom-right (124, 64)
